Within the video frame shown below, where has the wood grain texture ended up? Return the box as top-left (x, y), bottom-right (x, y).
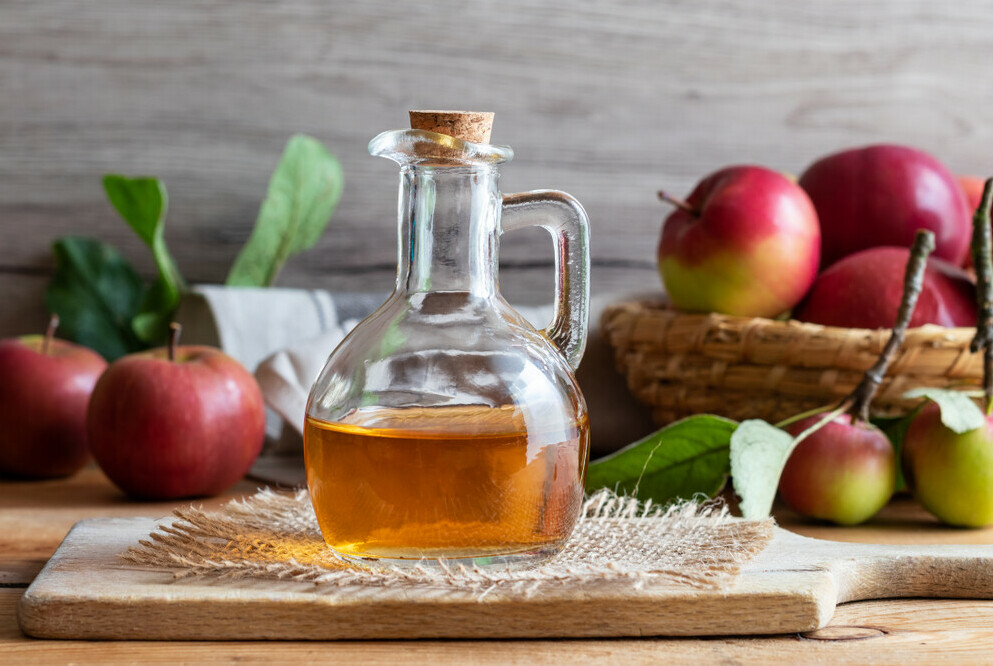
top-left (13, 519), bottom-right (824, 640)
top-left (7, 591), bottom-right (993, 664)
top-left (0, 274), bottom-right (48, 338)
top-left (4, 0), bottom-right (993, 331)
top-left (0, 466), bottom-right (262, 586)
top-left (4, 468), bottom-right (993, 587)
top-left (5, 472), bottom-right (993, 659)
top-left (16, 516), bottom-right (993, 640)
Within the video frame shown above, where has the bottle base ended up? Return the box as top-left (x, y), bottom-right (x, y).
top-left (330, 544), bottom-right (564, 570)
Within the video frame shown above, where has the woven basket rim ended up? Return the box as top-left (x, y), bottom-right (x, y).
top-left (601, 298), bottom-right (981, 426)
top-left (601, 299), bottom-right (977, 336)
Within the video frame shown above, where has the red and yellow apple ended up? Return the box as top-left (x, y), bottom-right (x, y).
top-left (657, 165), bottom-right (821, 318)
top-left (800, 145), bottom-right (971, 267)
top-left (779, 415), bottom-right (896, 525)
top-left (793, 246), bottom-right (976, 330)
top-left (902, 403), bottom-right (993, 528)
top-left (0, 317), bottom-right (107, 478)
top-left (88, 328), bottom-right (265, 500)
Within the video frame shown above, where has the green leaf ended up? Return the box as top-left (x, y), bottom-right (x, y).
top-left (903, 388), bottom-right (986, 434)
top-left (44, 237), bottom-right (146, 360)
top-left (585, 415), bottom-right (737, 504)
top-left (730, 419), bottom-right (796, 520)
top-left (226, 135), bottom-right (343, 287)
top-left (102, 174), bottom-right (185, 344)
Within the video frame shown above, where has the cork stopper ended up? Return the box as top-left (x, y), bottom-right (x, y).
top-left (409, 110), bottom-right (494, 144)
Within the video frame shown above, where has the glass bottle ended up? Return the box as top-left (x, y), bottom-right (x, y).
top-left (304, 111), bottom-right (591, 566)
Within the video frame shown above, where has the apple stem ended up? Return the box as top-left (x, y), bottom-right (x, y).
top-left (168, 322), bottom-right (182, 362)
top-left (847, 229), bottom-right (935, 423)
top-left (969, 178), bottom-right (993, 413)
top-left (657, 190), bottom-right (696, 216)
top-left (42, 314), bottom-right (59, 356)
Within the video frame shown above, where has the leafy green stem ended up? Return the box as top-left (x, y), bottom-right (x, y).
top-left (793, 402), bottom-right (849, 449)
top-left (774, 403), bottom-right (835, 429)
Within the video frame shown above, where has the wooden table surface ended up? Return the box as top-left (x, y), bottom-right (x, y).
top-left (3, 467), bottom-right (993, 664)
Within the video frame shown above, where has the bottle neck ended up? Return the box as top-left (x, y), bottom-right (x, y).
top-left (396, 166), bottom-right (501, 298)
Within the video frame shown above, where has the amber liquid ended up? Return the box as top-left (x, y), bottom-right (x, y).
top-left (303, 405), bottom-right (589, 560)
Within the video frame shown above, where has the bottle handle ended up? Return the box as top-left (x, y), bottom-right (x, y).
top-left (501, 191), bottom-right (591, 371)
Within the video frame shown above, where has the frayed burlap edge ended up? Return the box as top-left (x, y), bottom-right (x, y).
top-left (121, 488), bottom-right (774, 598)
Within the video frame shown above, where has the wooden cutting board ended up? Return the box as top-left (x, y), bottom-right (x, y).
top-left (18, 517), bottom-right (993, 640)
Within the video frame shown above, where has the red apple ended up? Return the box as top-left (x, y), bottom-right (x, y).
top-left (780, 415), bottom-right (896, 525)
top-left (799, 145), bottom-right (971, 267)
top-left (0, 316), bottom-right (106, 478)
top-left (793, 246), bottom-right (976, 329)
top-left (657, 165), bottom-right (821, 318)
top-left (902, 403), bottom-right (993, 527)
top-left (87, 325), bottom-right (265, 499)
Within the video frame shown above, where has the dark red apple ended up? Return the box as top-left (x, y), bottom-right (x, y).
top-left (793, 246), bottom-right (976, 329)
top-left (87, 325), bottom-right (265, 499)
top-left (800, 145), bottom-right (971, 267)
top-left (657, 165), bottom-right (821, 318)
top-left (902, 403), bottom-right (993, 527)
top-left (780, 415), bottom-right (896, 525)
top-left (0, 316), bottom-right (106, 478)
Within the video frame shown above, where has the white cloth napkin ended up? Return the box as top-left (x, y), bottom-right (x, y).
top-left (256, 304), bottom-right (552, 437)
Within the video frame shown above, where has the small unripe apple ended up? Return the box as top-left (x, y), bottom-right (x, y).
top-left (902, 403), bottom-right (993, 528)
top-left (657, 165), bottom-right (821, 318)
top-left (0, 316), bottom-right (107, 479)
top-left (779, 415), bottom-right (896, 525)
top-left (87, 325), bottom-right (265, 499)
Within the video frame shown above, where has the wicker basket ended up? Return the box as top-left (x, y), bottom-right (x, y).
top-left (601, 300), bottom-right (983, 427)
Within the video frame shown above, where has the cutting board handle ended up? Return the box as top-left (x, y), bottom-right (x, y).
top-left (825, 541), bottom-right (993, 603)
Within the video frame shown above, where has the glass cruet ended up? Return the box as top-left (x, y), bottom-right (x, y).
top-left (304, 111), bottom-right (591, 566)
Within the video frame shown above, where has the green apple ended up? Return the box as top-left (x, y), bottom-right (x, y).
top-left (902, 403), bottom-right (993, 528)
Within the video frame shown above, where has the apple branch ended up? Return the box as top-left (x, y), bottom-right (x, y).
top-left (969, 178), bottom-right (993, 412)
top-left (168, 322), bottom-right (182, 362)
top-left (657, 190), bottom-right (696, 216)
top-left (848, 229), bottom-right (935, 423)
top-left (42, 314), bottom-right (59, 356)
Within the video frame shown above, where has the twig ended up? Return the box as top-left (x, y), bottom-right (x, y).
top-left (657, 190), bottom-right (696, 216)
top-left (848, 229), bottom-right (935, 423)
top-left (168, 322), bottom-right (182, 362)
top-left (42, 313), bottom-right (59, 356)
top-left (969, 178), bottom-right (993, 412)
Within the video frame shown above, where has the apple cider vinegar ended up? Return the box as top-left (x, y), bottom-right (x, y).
top-left (303, 112), bottom-right (593, 566)
top-left (303, 405), bottom-right (589, 561)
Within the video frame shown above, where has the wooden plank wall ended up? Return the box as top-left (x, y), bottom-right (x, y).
top-left (3, 0), bottom-right (993, 335)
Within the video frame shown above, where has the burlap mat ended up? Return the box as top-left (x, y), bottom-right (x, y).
top-left (123, 489), bottom-right (774, 597)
